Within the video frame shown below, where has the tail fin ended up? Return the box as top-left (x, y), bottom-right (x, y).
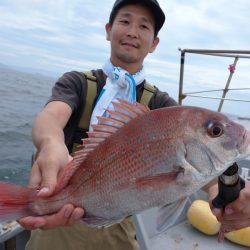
top-left (0, 182), bottom-right (35, 221)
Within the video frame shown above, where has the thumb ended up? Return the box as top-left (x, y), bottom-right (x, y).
top-left (29, 161), bottom-right (42, 189)
top-left (37, 153), bottom-right (72, 198)
top-left (207, 183), bottom-right (218, 202)
top-left (38, 166), bottom-right (59, 198)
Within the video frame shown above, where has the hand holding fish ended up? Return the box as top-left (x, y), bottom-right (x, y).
top-left (18, 204), bottom-right (83, 230)
top-left (209, 180), bottom-right (250, 232)
top-left (18, 140), bottom-right (84, 230)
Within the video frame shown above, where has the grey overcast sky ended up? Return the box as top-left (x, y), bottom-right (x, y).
top-left (0, 0), bottom-right (249, 115)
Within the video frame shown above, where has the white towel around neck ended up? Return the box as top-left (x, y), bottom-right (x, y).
top-left (89, 59), bottom-right (145, 130)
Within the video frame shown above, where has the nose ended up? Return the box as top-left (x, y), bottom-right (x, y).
top-left (126, 24), bottom-right (138, 38)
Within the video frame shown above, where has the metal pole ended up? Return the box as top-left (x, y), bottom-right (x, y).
top-left (178, 50), bottom-right (186, 105)
top-left (218, 57), bottom-right (239, 112)
top-left (181, 49), bottom-right (250, 54)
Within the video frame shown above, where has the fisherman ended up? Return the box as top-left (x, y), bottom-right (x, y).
top-left (20, 0), bottom-right (175, 249)
top-left (19, 0), bottom-right (250, 249)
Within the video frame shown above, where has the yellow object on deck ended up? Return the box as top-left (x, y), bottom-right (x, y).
top-left (187, 199), bottom-right (220, 235)
top-left (187, 199), bottom-right (250, 247)
top-left (225, 227), bottom-right (250, 247)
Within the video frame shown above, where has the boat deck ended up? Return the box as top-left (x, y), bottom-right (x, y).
top-left (150, 221), bottom-right (249, 250)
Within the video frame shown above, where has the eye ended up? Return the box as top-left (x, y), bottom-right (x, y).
top-left (206, 121), bottom-right (224, 137)
top-left (141, 24), bottom-right (149, 29)
top-left (120, 19), bottom-right (129, 25)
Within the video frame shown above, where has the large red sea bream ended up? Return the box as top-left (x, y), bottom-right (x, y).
top-left (0, 99), bottom-right (249, 227)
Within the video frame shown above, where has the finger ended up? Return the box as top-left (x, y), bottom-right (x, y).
top-left (212, 208), bottom-right (223, 218)
top-left (29, 162), bottom-right (42, 189)
top-left (224, 196), bottom-right (245, 215)
top-left (207, 183), bottom-right (224, 219)
top-left (207, 183), bottom-right (219, 202)
top-left (18, 205), bottom-right (74, 230)
top-left (38, 165), bottom-right (60, 197)
top-left (40, 165), bottom-right (58, 188)
top-left (224, 181), bottom-right (250, 214)
top-left (40, 204), bottom-right (75, 230)
top-left (67, 208), bottom-right (85, 226)
top-left (222, 206), bottom-right (250, 222)
top-left (18, 216), bottom-right (46, 230)
top-left (221, 218), bottom-right (250, 232)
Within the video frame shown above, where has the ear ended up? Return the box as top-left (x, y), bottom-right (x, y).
top-left (105, 23), bottom-right (111, 41)
top-left (149, 37), bottom-right (160, 53)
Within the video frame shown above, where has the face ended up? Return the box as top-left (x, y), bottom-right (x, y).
top-left (106, 4), bottom-right (159, 73)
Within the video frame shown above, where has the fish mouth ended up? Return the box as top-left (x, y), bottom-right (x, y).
top-left (236, 130), bottom-right (250, 156)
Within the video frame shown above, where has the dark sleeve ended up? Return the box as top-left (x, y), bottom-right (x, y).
top-left (46, 71), bottom-right (88, 150)
top-left (47, 71), bottom-right (87, 112)
top-left (149, 86), bottom-right (178, 110)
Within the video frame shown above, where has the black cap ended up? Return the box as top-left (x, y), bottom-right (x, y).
top-left (109, 0), bottom-right (165, 35)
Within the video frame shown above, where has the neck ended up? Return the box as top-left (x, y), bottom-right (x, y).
top-left (110, 58), bottom-right (143, 75)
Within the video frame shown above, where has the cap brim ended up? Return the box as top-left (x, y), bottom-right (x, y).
top-left (110, 0), bottom-right (165, 33)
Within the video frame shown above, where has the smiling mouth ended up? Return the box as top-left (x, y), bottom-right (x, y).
top-left (121, 42), bottom-right (139, 48)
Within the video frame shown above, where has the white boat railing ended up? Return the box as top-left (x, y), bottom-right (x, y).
top-left (178, 48), bottom-right (250, 110)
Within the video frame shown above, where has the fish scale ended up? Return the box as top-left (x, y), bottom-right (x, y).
top-left (0, 99), bottom-right (249, 227)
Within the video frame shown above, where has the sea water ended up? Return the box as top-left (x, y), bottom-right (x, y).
top-left (0, 66), bottom-right (55, 185)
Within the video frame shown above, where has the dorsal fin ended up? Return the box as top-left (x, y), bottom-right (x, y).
top-left (76, 99), bottom-right (149, 158)
top-left (117, 98), bottom-right (150, 113)
top-left (54, 99), bottom-right (150, 194)
top-left (111, 101), bottom-right (138, 118)
top-left (90, 124), bottom-right (118, 133)
top-left (96, 116), bottom-right (124, 128)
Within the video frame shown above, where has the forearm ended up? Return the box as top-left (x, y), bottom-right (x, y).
top-left (32, 101), bottom-right (72, 152)
top-left (32, 111), bottom-right (65, 151)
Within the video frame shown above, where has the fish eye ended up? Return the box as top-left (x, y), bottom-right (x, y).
top-left (206, 121), bottom-right (224, 137)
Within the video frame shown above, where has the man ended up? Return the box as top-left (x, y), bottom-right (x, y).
top-left (20, 0), bottom-right (177, 249)
top-left (20, 0), bottom-right (250, 249)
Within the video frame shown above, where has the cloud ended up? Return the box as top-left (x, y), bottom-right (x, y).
top-left (159, 0), bottom-right (250, 50)
top-left (0, 0), bottom-right (249, 115)
top-left (1, 0), bottom-right (250, 68)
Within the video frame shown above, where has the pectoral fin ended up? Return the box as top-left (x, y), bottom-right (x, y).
top-left (135, 169), bottom-right (184, 191)
top-left (156, 198), bottom-right (190, 233)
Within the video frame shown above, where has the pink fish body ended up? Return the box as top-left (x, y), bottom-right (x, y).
top-left (0, 99), bottom-right (249, 227)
